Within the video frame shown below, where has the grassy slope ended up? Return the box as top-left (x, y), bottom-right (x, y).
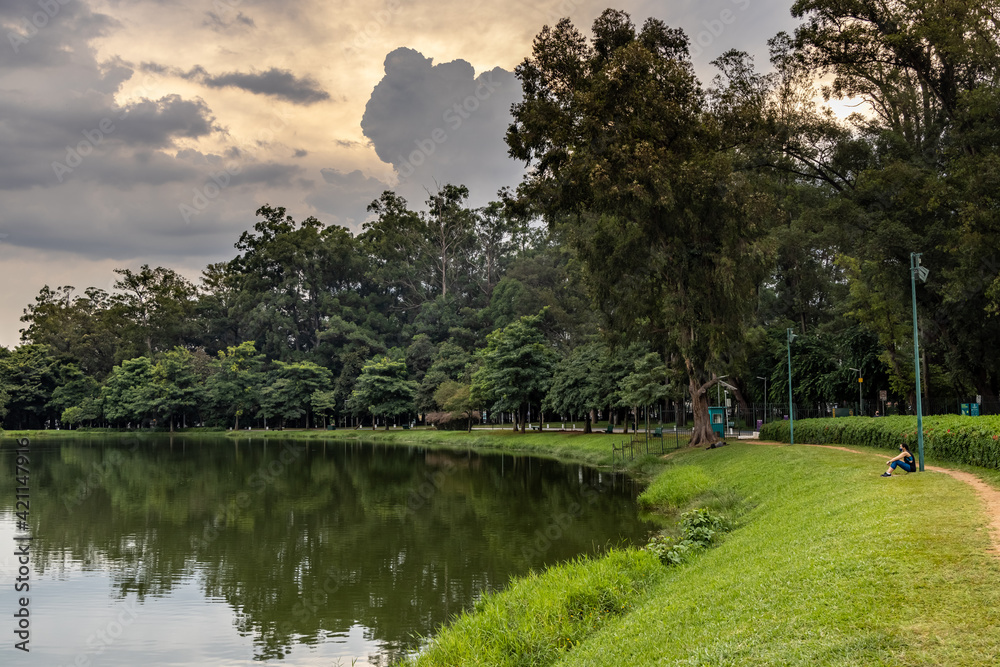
top-left (413, 443), bottom-right (1000, 666)
top-left (8, 429), bottom-right (999, 663)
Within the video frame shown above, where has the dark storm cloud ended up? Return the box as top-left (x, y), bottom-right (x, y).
top-left (360, 47), bottom-right (525, 206)
top-left (203, 67), bottom-right (330, 104)
top-left (1, 0), bottom-right (119, 69)
top-left (114, 94), bottom-right (218, 146)
top-left (140, 62), bottom-right (330, 104)
top-left (0, 90), bottom-right (220, 192)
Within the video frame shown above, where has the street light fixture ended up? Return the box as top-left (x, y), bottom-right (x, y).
top-left (715, 375), bottom-right (728, 405)
top-left (757, 375), bottom-right (767, 426)
top-left (911, 253), bottom-right (929, 471)
top-left (849, 367), bottom-right (862, 415)
top-left (787, 328), bottom-right (797, 445)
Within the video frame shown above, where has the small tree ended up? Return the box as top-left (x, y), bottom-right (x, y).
top-left (471, 311), bottom-right (557, 432)
top-left (545, 342), bottom-right (606, 433)
top-left (101, 356), bottom-right (158, 426)
top-left (349, 356), bottom-right (417, 429)
top-left (618, 353), bottom-right (671, 434)
top-left (206, 341), bottom-right (265, 430)
top-left (153, 347), bottom-right (204, 431)
top-left (311, 390), bottom-right (339, 429)
top-left (434, 380), bottom-right (476, 432)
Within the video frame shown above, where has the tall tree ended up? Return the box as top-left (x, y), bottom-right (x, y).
top-left (229, 205), bottom-right (364, 360)
top-left (20, 285), bottom-right (119, 377)
top-left (506, 10), bottom-right (776, 443)
top-left (424, 184), bottom-right (476, 300)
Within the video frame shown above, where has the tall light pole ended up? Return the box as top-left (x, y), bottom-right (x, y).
top-left (787, 328), bottom-right (797, 445)
top-left (757, 375), bottom-right (768, 426)
top-left (849, 367), bottom-right (862, 415)
top-left (911, 253), bottom-right (929, 471)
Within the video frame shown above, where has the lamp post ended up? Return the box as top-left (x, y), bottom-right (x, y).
top-left (849, 367), bottom-right (862, 415)
top-left (787, 328), bottom-right (797, 445)
top-left (757, 375), bottom-right (767, 426)
top-left (715, 375), bottom-right (728, 405)
top-left (911, 253), bottom-right (929, 471)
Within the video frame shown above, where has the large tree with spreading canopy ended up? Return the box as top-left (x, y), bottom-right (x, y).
top-left (506, 9), bottom-right (775, 444)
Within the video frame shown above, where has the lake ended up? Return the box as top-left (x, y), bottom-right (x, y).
top-left (0, 435), bottom-right (655, 666)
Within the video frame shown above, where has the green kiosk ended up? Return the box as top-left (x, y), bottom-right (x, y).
top-left (708, 406), bottom-right (726, 439)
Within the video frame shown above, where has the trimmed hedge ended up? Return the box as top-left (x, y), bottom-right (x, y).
top-left (759, 415), bottom-right (1000, 469)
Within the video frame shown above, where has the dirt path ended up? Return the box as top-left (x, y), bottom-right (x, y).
top-left (755, 441), bottom-right (1000, 557)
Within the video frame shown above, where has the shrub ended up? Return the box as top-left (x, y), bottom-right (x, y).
top-left (759, 415), bottom-right (1000, 469)
top-left (643, 508), bottom-right (727, 565)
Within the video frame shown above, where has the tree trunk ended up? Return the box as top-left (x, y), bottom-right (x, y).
top-left (520, 406), bottom-right (526, 434)
top-left (584, 411), bottom-right (592, 434)
top-left (687, 364), bottom-right (720, 446)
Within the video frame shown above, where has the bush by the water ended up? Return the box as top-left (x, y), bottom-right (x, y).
top-left (759, 415), bottom-right (1000, 469)
top-left (643, 508), bottom-right (726, 565)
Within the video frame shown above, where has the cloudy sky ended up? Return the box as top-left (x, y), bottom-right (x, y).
top-left (0, 0), bottom-right (800, 348)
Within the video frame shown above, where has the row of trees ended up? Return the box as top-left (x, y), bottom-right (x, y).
top-left (7, 4), bottom-right (1000, 440)
top-left (0, 312), bottom-right (674, 433)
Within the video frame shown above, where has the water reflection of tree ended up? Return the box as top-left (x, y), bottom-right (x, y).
top-left (0, 438), bottom-right (648, 661)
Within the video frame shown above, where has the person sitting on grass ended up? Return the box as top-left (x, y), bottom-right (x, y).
top-left (882, 443), bottom-right (915, 477)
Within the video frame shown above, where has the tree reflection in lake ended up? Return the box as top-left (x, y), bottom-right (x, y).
top-left (0, 436), bottom-right (652, 665)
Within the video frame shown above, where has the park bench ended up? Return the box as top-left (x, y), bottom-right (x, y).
top-left (605, 423), bottom-right (614, 434)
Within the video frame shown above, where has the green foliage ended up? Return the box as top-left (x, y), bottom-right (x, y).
top-left (405, 549), bottom-right (663, 667)
top-left (310, 390), bottom-right (339, 428)
top-left (349, 355), bottom-right (417, 425)
top-left (471, 311), bottom-right (558, 426)
top-left (152, 347), bottom-right (205, 430)
top-left (100, 356), bottom-right (157, 424)
top-left (507, 10), bottom-right (778, 445)
top-left (433, 380), bottom-right (475, 430)
top-left (417, 341), bottom-right (472, 412)
top-left (617, 353), bottom-right (670, 409)
top-left (759, 415), bottom-right (1000, 469)
top-left (258, 360), bottom-right (333, 427)
top-left (206, 341), bottom-right (265, 429)
top-left (643, 508), bottom-right (726, 566)
top-left (0, 344), bottom-right (59, 428)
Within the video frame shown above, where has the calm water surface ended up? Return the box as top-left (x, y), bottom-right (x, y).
top-left (0, 436), bottom-right (654, 666)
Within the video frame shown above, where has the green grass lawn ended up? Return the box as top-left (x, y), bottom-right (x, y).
top-left (408, 442), bottom-right (1000, 666)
